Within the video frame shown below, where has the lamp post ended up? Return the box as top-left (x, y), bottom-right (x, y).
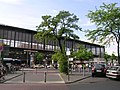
top-left (24, 50), bottom-right (38, 67)
top-left (66, 50), bottom-right (70, 81)
top-left (74, 56), bottom-right (76, 71)
top-left (24, 50), bottom-right (30, 67)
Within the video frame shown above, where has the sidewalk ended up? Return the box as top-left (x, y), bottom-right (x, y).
top-left (0, 71), bottom-right (23, 83)
top-left (0, 68), bottom-right (91, 84)
top-left (60, 70), bottom-right (91, 84)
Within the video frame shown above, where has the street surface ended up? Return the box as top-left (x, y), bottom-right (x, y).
top-left (68, 77), bottom-right (120, 90)
top-left (4, 70), bottom-right (64, 83)
top-left (0, 77), bottom-right (120, 90)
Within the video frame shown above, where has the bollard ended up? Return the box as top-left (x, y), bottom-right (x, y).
top-left (67, 70), bottom-right (70, 81)
top-left (44, 72), bottom-right (46, 83)
top-left (36, 68), bottom-right (37, 74)
top-left (23, 72), bottom-right (25, 83)
top-left (22, 67), bottom-right (24, 73)
top-left (83, 66), bottom-right (85, 77)
top-left (68, 73), bottom-right (70, 81)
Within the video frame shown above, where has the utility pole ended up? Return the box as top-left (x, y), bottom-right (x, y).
top-left (118, 27), bottom-right (120, 64)
top-left (66, 50), bottom-right (70, 81)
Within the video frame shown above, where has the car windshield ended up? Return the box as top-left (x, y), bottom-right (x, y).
top-left (94, 64), bottom-right (105, 69)
top-left (109, 66), bottom-right (119, 70)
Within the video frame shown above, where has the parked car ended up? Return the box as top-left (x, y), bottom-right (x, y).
top-left (92, 64), bottom-right (107, 77)
top-left (106, 65), bottom-right (120, 80)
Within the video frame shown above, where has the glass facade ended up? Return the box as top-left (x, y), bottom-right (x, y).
top-left (0, 24), bottom-right (105, 60)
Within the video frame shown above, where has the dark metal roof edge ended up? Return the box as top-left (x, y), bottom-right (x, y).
top-left (0, 24), bottom-right (104, 48)
top-left (74, 39), bottom-right (104, 47)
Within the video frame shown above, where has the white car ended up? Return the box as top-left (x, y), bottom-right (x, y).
top-left (106, 66), bottom-right (120, 80)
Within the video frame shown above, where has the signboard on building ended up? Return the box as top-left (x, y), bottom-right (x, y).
top-left (0, 39), bottom-right (3, 51)
top-left (0, 39), bottom-right (10, 57)
top-left (66, 50), bottom-right (70, 56)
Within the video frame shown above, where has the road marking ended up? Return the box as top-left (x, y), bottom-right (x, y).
top-left (58, 73), bottom-right (65, 83)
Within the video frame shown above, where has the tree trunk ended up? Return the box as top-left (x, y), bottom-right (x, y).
top-left (58, 39), bottom-right (63, 53)
top-left (117, 28), bottom-right (120, 64)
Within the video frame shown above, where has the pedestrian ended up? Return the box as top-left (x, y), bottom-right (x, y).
top-left (75, 64), bottom-right (78, 72)
top-left (79, 64), bottom-right (82, 73)
top-left (0, 65), bottom-right (5, 80)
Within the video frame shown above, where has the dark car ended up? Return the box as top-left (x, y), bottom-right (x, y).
top-left (92, 64), bottom-right (107, 77)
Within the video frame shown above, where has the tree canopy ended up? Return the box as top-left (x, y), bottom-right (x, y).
top-left (35, 11), bottom-right (82, 54)
top-left (34, 52), bottom-right (44, 64)
top-left (86, 3), bottom-right (120, 45)
top-left (85, 3), bottom-right (120, 64)
top-left (104, 52), bottom-right (111, 64)
top-left (73, 45), bottom-right (93, 61)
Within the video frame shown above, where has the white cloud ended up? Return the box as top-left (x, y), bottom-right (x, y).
top-left (74, 0), bottom-right (112, 3)
top-left (78, 19), bottom-right (95, 27)
top-left (41, 9), bottom-right (59, 16)
top-left (74, 0), bottom-right (94, 2)
top-left (0, 13), bottom-right (39, 30)
top-left (51, 10), bottom-right (59, 15)
top-left (0, 0), bottom-right (24, 4)
top-left (81, 20), bottom-right (94, 27)
top-left (105, 44), bottom-right (117, 55)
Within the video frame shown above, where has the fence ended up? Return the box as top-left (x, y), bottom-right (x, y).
top-left (3, 69), bottom-right (64, 83)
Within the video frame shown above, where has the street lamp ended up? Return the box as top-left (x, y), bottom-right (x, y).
top-left (66, 50), bottom-right (70, 81)
top-left (24, 50), bottom-right (30, 67)
top-left (24, 50), bottom-right (38, 67)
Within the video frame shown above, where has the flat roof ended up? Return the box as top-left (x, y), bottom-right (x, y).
top-left (0, 24), bottom-right (104, 48)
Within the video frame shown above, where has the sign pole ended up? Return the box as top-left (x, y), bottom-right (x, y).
top-left (66, 50), bottom-right (70, 81)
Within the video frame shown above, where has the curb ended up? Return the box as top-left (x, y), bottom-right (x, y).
top-left (65, 75), bottom-right (91, 84)
top-left (0, 72), bottom-right (91, 84)
top-left (0, 73), bottom-right (23, 83)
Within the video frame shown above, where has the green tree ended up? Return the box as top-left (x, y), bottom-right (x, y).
top-left (85, 3), bottom-right (120, 64)
top-left (35, 11), bottom-right (81, 54)
top-left (35, 11), bottom-right (82, 73)
top-left (111, 52), bottom-right (117, 65)
top-left (52, 51), bottom-right (68, 74)
top-left (51, 51), bottom-right (60, 62)
top-left (34, 52), bottom-right (44, 64)
top-left (104, 52), bottom-right (111, 65)
top-left (73, 45), bottom-right (93, 61)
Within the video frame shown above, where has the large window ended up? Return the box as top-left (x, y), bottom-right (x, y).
top-left (11, 31), bottom-right (15, 40)
top-left (0, 25), bottom-right (105, 58)
top-left (3, 30), bottom-right (8, 39)
top-left (101, 47), bottom-right (104, 58)
top-left (96, 47), bottom-right (100, 56)
top-left (19, 32), bottom-right (23, 41)
top-left (7, 30), bottom-right (12, 40)
top-left (16, 31), bottom-right (19, 41)
top-left (92, 46), bottom-right (96, 55)
top-left (85, 44), bottom-right (91, 51)
top-left (0, 29), bottom-right (4, 38)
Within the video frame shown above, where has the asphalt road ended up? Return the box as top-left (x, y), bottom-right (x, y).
top-left (1, 77), bottom-right (120, 90)
top-left (68, 77), bottom-right (120, 90)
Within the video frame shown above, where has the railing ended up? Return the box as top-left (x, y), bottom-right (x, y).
top-left (22, 70), bottom-right (61, 83)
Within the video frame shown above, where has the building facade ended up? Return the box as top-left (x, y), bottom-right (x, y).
top-left (0, 24), bottom-right (105, 65)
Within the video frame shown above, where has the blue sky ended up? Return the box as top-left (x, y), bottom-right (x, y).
top-left (0, 0), bottom-right (119, 55)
